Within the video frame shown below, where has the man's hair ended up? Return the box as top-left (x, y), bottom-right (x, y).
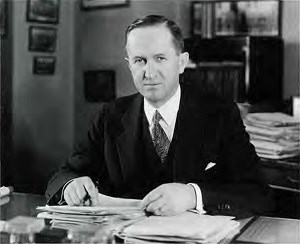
top-left (125, 15), bottom-right (184, 54)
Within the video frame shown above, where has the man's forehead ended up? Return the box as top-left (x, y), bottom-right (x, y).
top-left (126, 24), bottom-right (176, 55)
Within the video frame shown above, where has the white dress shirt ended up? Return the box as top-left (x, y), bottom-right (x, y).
top-left (144, 85), bottom-right (205, 214)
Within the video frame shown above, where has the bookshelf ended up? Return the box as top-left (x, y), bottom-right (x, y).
top-left (184, 36), bottom-right (283, 104)
top-left (185, 61), bottom-right (244, 102)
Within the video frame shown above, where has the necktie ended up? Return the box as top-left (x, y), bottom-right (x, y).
top-left (152, 110), bottom-right (170, 163)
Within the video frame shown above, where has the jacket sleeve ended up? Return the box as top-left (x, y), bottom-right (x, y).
top-left (199, 104), bottom-right (274, 218)
top-left (45, 105), bottom-right (107, 205)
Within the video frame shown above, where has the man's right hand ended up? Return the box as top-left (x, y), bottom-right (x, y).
top-left (63, 176), bottom-right (99, 206)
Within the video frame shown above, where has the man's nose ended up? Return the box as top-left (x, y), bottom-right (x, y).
top-left (144, 61), bottom-right (157, 79)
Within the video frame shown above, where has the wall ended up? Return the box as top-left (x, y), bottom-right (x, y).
top-left (282, 0), bottom-right (300, 99)
top-left (75, 0), bottom-right (181, 142)
top-left (1, 0), bottom-right (13, 186)
top-left (9, 0), bottom-right (77, 193)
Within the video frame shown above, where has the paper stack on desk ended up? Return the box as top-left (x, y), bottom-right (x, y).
top-left (244, 112), bottom-right (300, 159)
top-left (37, 193), bottom-right (145, 229)
top-left (116, 212), bottom-right (240, 244)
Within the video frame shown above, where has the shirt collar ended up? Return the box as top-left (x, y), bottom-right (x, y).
top-left (144, 85), bottom-right (181, 126)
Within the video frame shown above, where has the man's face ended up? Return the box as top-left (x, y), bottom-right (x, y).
top-left (126, 24), bottom-right (189, 108)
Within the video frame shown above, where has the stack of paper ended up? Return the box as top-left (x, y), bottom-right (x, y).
top-left (244, 112), bottom-right (300, 159)
top-left (116, 212), bottom-right (240, 243)
top-left (37, 193), bottom-right (145, 229)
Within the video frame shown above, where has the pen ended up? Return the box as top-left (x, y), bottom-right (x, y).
top-left (82, 190), bottom-right (92, 206)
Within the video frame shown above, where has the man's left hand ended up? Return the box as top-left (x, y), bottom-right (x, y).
top-left (142, 183), bottom-right (196, 216)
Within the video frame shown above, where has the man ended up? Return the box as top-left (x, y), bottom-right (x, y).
top-left (46, 15), bottom-right (272, 217)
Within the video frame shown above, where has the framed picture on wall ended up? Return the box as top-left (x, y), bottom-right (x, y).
top-left (0, 0), bottom-right (7, 36)
top-left (84, 70), bottom-right (115, 102)
top-left (81, 0), bottom-right (129, 10)
top-left (191, 0), bottom-right (281, 37)
top-left (33, 56), bottom-right (56, 75)
top-left (215, 0), bottom-right (281, 36)
top-left (27, 0), bottom-right (59, 24)
top-left (28, 26), bottom-right (57, 52)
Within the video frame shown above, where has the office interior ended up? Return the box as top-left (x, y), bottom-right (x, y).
top-left (0, 0), bottom-right (299, 219)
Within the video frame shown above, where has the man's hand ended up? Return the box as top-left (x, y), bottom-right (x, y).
top-left (63, 176), bottom-right (99, 206)
top-left (142, 183), bottom-right (196, 216)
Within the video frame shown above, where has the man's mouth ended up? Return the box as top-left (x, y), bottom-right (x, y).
top-left (144, 83), bottom-right (161, 86)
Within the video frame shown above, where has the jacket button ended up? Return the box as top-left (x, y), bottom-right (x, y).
top-left (224, 204), bottom-right (231, 210)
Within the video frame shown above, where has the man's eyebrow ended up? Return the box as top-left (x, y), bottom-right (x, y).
top-left (154, 53), bottom-right (166, 56)
top-left (132, 55), bottom-right (145, 59)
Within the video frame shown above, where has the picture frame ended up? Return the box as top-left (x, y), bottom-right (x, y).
top-left (28, 26), bottom-right (57, 52)
top-left (33, 56), bottom-right (56, 75)
top-left (191, 0), bottom-right (281, 37)
top-left (215, 0), bottom-right (280, 36)
top-left (0, 0), bottom-right (7, 36)
top-left (27, 0), bottom-right (59, 24)
top-left (81, 0), bottom-right (129, 10)
top-left (84, 70), bottom-right (115, 103)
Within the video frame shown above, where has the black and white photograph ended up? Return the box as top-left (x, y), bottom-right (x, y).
top-left (84, 70), bottom-right (115, 102)
top-left (0, 0), bottom-right (6, 36)
top-left (215, 0), bottom-right (280, 36)
top-left (27, 0), bottom-right (59, 23)
top-left (81, 0), bottom-right (129, 9)
top-left (33, 56), bottom-right (56, 75)
top-left (1, 0), bottom-right (299, 243)
top-left (28, 26), bottom-right (57, 52)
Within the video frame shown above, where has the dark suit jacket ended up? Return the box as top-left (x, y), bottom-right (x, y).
top-left (46, 84), bottom-right (273, 217)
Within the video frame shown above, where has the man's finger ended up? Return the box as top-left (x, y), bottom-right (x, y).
top-left (65, 190), bottom-right (80, 206)
top-left (64, 191), bottom-right (73, 206)
top-left (146, 197), bottom-right (165, 214)
top-left (142, 190), bottom-right (162, 209)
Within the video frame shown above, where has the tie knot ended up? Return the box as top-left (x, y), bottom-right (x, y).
top-left (153, 110), bottom-right (163, 124)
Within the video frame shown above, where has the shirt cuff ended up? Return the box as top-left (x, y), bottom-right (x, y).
top-left (58, 179), bottom-right (74, 205)
top-left (188, 183), bottom-right (206, 214)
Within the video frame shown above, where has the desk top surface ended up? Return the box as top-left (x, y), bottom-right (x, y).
top-left (1, 192), bottom-right (46, 221)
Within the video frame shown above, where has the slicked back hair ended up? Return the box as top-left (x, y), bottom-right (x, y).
top-left (125, 15), bottom-right (184, 55)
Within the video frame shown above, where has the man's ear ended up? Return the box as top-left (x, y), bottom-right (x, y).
top-left (178, 52), bottom-right (189, 74)
top-left (125, 57), bottom-right (131, 71)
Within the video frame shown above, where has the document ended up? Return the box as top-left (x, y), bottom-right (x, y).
top-left (236, 216), bottom-right (300, 243)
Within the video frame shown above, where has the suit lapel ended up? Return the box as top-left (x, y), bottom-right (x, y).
top-left (116, 94), bottom-right (144, 181)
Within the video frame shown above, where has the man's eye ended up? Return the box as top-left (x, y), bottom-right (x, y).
top-left (134, 59), bottom-right (145, 64)
top-left (157, 57), bottom-right (166, 62)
